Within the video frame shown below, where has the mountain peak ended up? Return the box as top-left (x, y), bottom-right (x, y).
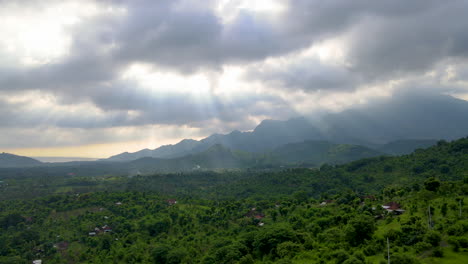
top-left (0, 153), bottom-right (43, 168)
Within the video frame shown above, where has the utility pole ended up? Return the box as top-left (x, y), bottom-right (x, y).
top-left (387, 237), bottom-right (390, 264)
top-left (428, 205), bottom-right (432, 229)
top-left (460, 199), bottom-right (462, 218)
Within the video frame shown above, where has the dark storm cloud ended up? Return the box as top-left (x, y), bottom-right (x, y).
top-left (344, 1), bottom-right (468, 80)
top-left (0, 87), bottom-right (292, 130)
top-left (3, 0), bottom-right (468, 91)
top-left (247, 58), bottom-right (360, 91)
top-left (1, 0), bottom-right (468, 135)
top-left (245, 0), bottom-right (468, 91)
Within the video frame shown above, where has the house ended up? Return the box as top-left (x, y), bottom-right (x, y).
top-left (320, 199), bottom-right (335, 206)
top-left (167, 199), bottom-right (177, 205)
top-left (102, 225), bottom-right (112, 233)
top-left (89, 232), bottom-right (97, 236)
top-left (115, 202), bottom-right (122, 205)
top-left (382, 202), bottom-right (405, 214)
top-left (254, 214), bottom-right (265, 220)
top-left (258, 222), bottom-right (265, 227)
top-left (54, 241), bottom-right (69, 251)
top-left (33, 260), bottom-right (42, 264)
top-left (244, 208), bottom-right (265, 219)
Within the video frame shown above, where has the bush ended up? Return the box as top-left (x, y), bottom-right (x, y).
top-left (331, 249), bottom-right (349, 264)
top-left (424, 177), bottom-right (441, 192)
top-left (276, 241), bottom-right (304, 258)
top-left (352, 251), bottom-right (365, 262)
top-left (432, 247), bottom-right (444, 258)
top-left (342, 257), bottom-right (364, 264)
top-left (414, 242), bottom-right (431, 253)
top-left (238, 254), bottom-right (254, 264)
top-left (448, 236), bottom-right (468, 249)
top-left (424, 231), bottom-right (441, 246)
top-left (447, 223), bottom-right (464, 236)
top-left (345, 215), bottom-right (376, 246)
top-left (390, 254), bottom-right (420, 264)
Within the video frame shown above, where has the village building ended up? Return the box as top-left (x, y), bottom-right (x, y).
top-left (102, 225), bottom-right (113, 233)
top-left (382, 202), bottom-right (405, 214)
top-left (320, 199), bottom-right (334, 206)
top-left (244, 208), bottom-right (265, 219)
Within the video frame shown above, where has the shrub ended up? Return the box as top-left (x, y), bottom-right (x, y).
top-left (414, 242), bottom-right (431, 253)
top-left (276, 241), bottom-right (304, 258)
top-left (432, 247), bottom-right (444, 258)
top-left (424, 231), bottom-right (441, 246)
top-left (389, 254), bottom-right (420, 264)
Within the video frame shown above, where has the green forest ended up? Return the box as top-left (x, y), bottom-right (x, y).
top-left (1, 137), bottom-right (468, 263)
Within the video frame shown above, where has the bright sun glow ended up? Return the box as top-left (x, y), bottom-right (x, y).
top-left (122, 63), bottom-right (212, 96)
top-left (0, 0), bottom-right (121, 66)
top-left (216, 0), bottom-right (286, 24)
top-left (236, 0), bottom-right (286, 12)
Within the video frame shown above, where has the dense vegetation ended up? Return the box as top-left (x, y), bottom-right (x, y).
top-left (0, 137), bottom-right (468, 263)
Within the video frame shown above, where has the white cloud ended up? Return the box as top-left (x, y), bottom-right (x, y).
top-left (0, 0), bottom-right (468, 156)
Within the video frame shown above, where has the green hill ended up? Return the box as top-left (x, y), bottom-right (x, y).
top-left (271, 140), bottom-right (384, 166)
top-left (1, 137), bottom-right (468, 264)
top-left (0, 153), bottom-right (42, 168)
top-left (377, 139), bottom-right (439, 155)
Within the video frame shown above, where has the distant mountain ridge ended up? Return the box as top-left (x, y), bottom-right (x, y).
top-left (2, 136), bottom-right (465, 176)
top-left (107, 139), bottom-right (200, 161)
top-left (271, 140), bottom-right (384, 166)
top-left (377, 139), bottom-right (439, 155)
top-left (0, 153), bottom-right (43, 168)
top-left (106, 93), bottom-right (468, 162)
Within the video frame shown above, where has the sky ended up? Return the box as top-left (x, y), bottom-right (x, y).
top-left (1, 0), bottom-right (468, 158)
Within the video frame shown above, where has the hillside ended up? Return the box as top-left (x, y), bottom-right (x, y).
top-left (128, 144), bottom-right (253, 173)
top-left (107, 139), bottom-right (200, 161)
top-left (377, 139), bottom-right (438, 155)
top-left (0, 153), bottom-right (42, 168)
top-left (1, 137), bottom-right (468, 263)
top-left (271, 140), bottom-right (384, 166)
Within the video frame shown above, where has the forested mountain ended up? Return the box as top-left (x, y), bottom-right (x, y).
top-left (1, 137), bottom-right (468, 263)
top-left (106, 93), bottom-right (468, 162)
top-left (128, 144), bottom-right (254, 173)
top-left (0, 153), bottom-right (42, 168)
top-left (271, 140), bottom-right (384, 166)
top-left (0, 141), bottom-right (387, 177)
top-left (107, 139), bottom-right (200, 161)
top-left (377, 139), bottom-right (439, 155)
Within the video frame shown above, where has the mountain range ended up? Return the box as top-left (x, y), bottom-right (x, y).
top-left (2, 93), bottom-right (467, 171)
top-left (106, 92), bottom-right (468, 162)
top-left (0, 139), bottom-right (438, 176)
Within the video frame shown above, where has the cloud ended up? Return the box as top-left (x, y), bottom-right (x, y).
top-left (344, 1), bottom-right (468, 80)
top-left (247, 56), bottom-right (360, 92)
top-left (1, 0), bottom-right (468, 153)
